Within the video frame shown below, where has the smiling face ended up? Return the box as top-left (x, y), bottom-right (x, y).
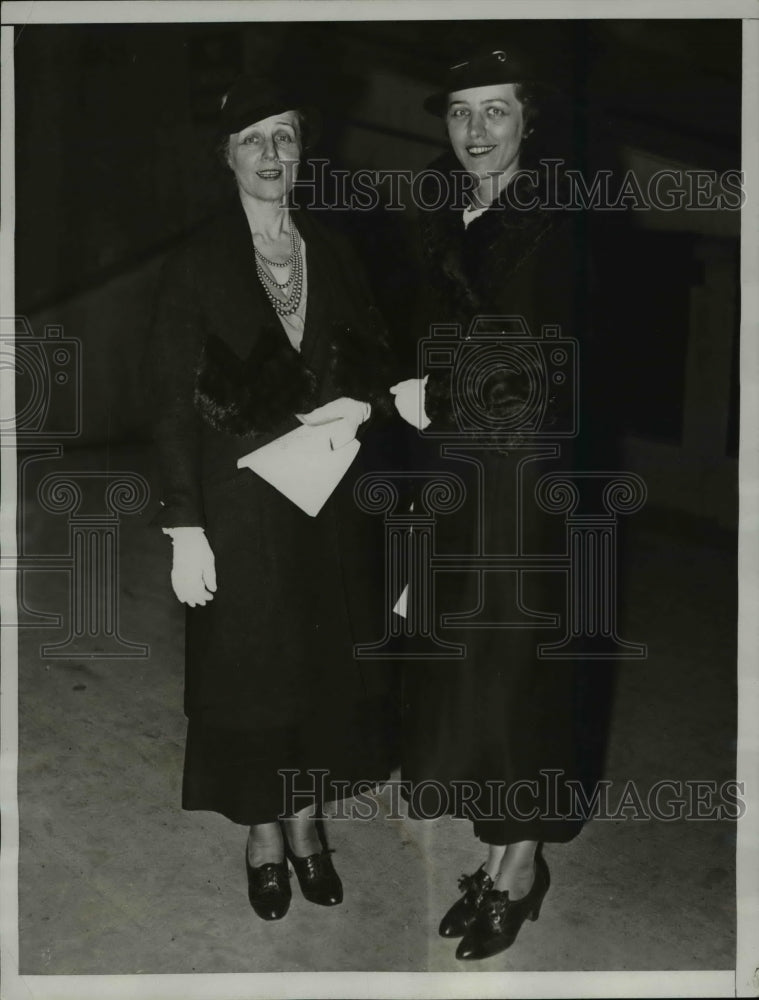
top-left (446, 83), bottom-right (525, 184)
top-left (226, 110), bottom-right (301, 203)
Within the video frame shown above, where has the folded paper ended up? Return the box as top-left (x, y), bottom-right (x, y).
top-left (237, 421), bottom-right (360, 517)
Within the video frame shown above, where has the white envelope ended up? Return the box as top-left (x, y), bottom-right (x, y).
top-left (237, 421), bottom-right (360, 517)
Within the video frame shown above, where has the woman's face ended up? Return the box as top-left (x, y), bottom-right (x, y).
top-left (446, 83), bottom-right (525, 181)
top-left (226, 110), bottom-right (301, 202)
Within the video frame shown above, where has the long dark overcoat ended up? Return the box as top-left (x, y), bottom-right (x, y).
top-left (402, 156), bottom-right (611, 845)
top-left (148, 198), bottom-right (401, 825)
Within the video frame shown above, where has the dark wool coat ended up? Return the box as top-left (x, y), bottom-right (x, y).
top-left (402, 156), bottom-right (608, 844)
top-left (147, 199), bottom-right (402, 824)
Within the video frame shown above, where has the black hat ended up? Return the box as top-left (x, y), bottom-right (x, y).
top-left (218, 74), bottom-right (321, 145)
top-left (424, 48), bottom-right (543, 117)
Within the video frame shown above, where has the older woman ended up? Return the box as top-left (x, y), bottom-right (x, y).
top-left (392, 49), bottom-right (603, 960)
top-left (148, 75), bottom-right (397, 921)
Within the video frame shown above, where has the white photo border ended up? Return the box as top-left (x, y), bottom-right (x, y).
top-left (1, 2), bottom-right (757, 998)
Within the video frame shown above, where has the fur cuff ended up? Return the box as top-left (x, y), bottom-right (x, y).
top-left (328, 309), bottom-right (397, 419)
top-left (425, 364), bottom-right (551, 452)
top-left (424, 369), bottom-right (457, 426)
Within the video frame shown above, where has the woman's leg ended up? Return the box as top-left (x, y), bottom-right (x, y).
top-left (484, 843), bottom-right (507, 880)
top-left (246, 821), bottom-right (284, 866)
top-left (493, 839), bottom-right (538, 899)
top-left (281, 803), bottom-right (322, 856)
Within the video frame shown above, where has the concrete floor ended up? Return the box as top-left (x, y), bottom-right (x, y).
top-left (14, 444), bottom-right (737, 974)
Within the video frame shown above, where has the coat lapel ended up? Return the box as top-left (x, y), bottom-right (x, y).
top-left (205, 199), bottom-right (299, 362)
top-left (208, 200), bottom-right (342, 370)
top-left (421, 168), bottom-right (565, 319)
top-left (290, 209), bottom-right (335, 371)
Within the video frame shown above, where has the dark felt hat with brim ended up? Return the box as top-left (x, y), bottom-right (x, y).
top-left (424, 48), bottom-right (547, 117)
top-left (218, 74), bottom-right (321, 146)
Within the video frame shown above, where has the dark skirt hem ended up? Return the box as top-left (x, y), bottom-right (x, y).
top-left (398, 806), bottom-right (585, 846)
top-left (181, 775), bottom-right (387, 828)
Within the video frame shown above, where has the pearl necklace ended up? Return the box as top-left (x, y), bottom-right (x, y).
top-left (254, 226), bottom-right (303, 317)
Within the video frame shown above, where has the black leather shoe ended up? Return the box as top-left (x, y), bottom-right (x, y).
top-left (245, 853), bottom-right (292, 921)
top-left (285, 845), bottom-right (343, 906)
top-left (455, 853), bottom-right (550, 961)
top-left (439, 864), bottom-right (494, 938)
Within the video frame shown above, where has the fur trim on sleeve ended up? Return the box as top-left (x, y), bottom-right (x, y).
top-left (328, 308), bottom-right (398, 419)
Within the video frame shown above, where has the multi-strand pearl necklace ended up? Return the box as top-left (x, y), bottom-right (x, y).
top-left (254, 225), bottom-right (303, 317)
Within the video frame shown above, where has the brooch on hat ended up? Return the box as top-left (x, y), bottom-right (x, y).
top-left (450, 49), bottom-right (508, 71)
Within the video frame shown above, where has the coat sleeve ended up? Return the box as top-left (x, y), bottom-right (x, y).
top-left (145, 247), bottom-right (207, 529)
top-left (523, 213), bottom-right (615, 473)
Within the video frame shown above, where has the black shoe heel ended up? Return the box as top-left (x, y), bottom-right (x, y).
top-left (528, 851), bottom-right (550, 921)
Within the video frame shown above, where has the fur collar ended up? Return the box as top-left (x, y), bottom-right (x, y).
top-left (195, 326), bottom-right (318, 438)
top-left (194, 296), bottom-right (395, 441)
top-left (419, 154), bottom-right (569, 317)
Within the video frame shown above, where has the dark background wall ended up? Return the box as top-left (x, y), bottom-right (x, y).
top-left (14, 19), bottom-right (741, 524)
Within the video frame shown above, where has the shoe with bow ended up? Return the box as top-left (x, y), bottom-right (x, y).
top-left (438, 864), bottom-right (494, 938)
top-left (455, 852), bottom-right (550, 961)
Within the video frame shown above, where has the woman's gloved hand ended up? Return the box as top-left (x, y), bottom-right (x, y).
top-left (164, 527), bottom-right (217, 607)
top-left (296, 397), bottom-right (371, 449)
top-left (390, 376), bottom-right (431, 430)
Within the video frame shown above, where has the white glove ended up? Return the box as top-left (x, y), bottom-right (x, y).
top-left (164, 527), bottom-right (217, 607)
top-left (390, 377), bottom-right (431, 430)
top-left (296, 397), bottom-right (371, 449)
